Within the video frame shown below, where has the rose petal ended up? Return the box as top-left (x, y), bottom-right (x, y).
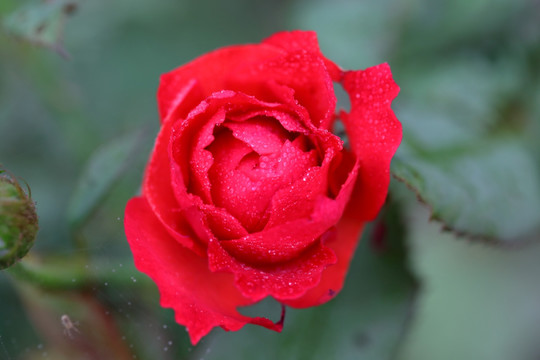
top-left (220, 195), bottom-right (337, 265)
top-left (170, 91), bottom-right (283, 208)
top-left (262, 30), bottom-right (343, 82)
top-left (327, 150), bottom-right (356, 199)
top-left (340, 63), bottom-right (401, 220)
top-left (208, 237), bottom-right (337, 302)
top-left (209, 130), bottom-right (318, 233)
top-left (199, 204), bottom-right (249, 240)
top-left (227, 107), bottom-right (307, 135)
top-left (220, 158), bottom-right (362, 303)
top-left (208, 131), bottom-right (270, 231)
top-left (263, 166), bottom-right (326, 231)
top-left (219, 156), bottom-right (359, 265)
top-left (281, 210), bottom-right (365, 308)
top-left (219, 135), bottom-right (359, 266)
top-left (264, 131), bottom-right (342, 228)
top-left (225, 117), bottom-right (290, 155)
top-left (231, 50), bottom-right (336, 129)
top-left (158, 46), bottom-right (283, 122)
top-left (124, 197), bottom-right (283, 345)
top-left (189, 108), bottom-right (227, 204)
top-left (143, 118), bottom-right (205, 255)
top-left (157, 78), bottom-right (204, 125)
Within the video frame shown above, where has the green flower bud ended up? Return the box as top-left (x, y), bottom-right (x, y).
top-left (0, 172), bottom-right (38, 270)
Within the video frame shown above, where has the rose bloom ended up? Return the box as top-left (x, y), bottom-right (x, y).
top-left (124, 30), bottom-right (401, 345)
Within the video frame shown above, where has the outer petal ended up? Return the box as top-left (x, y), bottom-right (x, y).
top-left (231, 50), bottom-right (336, 129)
top-left (262, 30), bottom-right (343, 81)
top-left (208, 237), bottom-right (337, 302)
top-left (340, 63), bottom-right (401, 221)
top-left (124, 197), bottom-right (283, 345)
top-left (158, 31), bottom-right (337, 130)
top-left (281, 210), bottom-right (365, 308)
top-left (157, 46), bottom-right (283, 123)
top-left (142, 117), bottom-right (205, 255)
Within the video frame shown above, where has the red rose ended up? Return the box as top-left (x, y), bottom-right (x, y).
top-left (124, 30), bottom-right (401, 345)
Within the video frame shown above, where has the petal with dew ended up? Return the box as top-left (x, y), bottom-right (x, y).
top-left (208, 237), bottom-right (337, 302)
top-left (263, 30), bottom-right (343, 82)
top-left (340, 63), bottom-right (401, 221)
top-left (124, 197), bottom-right (283, 345)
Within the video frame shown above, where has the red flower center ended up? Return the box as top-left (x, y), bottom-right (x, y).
top-left (207, 116), bottom-right (319, 233)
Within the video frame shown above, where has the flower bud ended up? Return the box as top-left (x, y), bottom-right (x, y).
top-left (0, 172), bottom-right (38, 270)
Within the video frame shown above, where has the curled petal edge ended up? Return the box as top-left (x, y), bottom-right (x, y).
top-left (124, 197), bottom-right (283, 345)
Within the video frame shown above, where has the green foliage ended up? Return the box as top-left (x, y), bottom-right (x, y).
top-left (392, 140), bottom-right (540, 241)
top-left (67, 129), bottom-right (149, 231)
top-left (391, 56), bottom-right (540, 241)
top-left (2, 0), bottom-right (78, 58)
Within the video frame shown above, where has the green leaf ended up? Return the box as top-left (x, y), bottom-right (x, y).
top-left (198, 211), bottom-right (416, 360)
top-left (2, 0), bottom-right (78, 58)
top-left (392, 57), bottom-right (540, 242)
top-left (392, 140), bottom-right (540, 241)
top-left (67, 129), bottom-right (148, 231)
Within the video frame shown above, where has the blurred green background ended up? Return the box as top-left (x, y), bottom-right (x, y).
top-left (1, 0), bottom-right (540, 359)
